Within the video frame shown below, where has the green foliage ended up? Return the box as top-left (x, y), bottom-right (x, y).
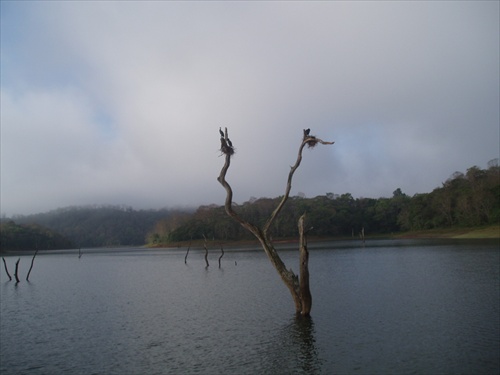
top-left (0, 221), bottom-right (74, 251)
top-left (151, 164), bottom-right (499, 243)
top-left (151, 193), bottom-right (406, 243)
top-left (398, 164), bottom-right (499, 230)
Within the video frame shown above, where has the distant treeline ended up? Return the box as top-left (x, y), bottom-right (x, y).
top-left (148, 164), bottom-right (499, 244)
top-left (148, 163), bottom-right (500, 245)
top-left (2, 163), bottom-right (498, 249)
top-left (0, 221), bottom-right (74, 251)
top-left (7, 205), bottom-right (191, 249)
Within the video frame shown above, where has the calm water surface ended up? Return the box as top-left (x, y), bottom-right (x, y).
top-left (1, 239), bottom-right (499, 374)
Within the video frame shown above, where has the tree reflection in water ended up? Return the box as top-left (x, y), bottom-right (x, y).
top-left (258, 315), bottom-right (324, 374)
top-left (295, 315), bottom-right (324, 374)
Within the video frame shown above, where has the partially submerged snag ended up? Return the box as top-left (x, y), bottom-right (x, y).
top-left (217, 127), bottom-right (334, 316)
top-left (2, 257), bottom-right (12, 281)
top-left (184, 241), bottom-right (191, 264)
top-left (203, 235), bottom-right (209, 268)
top-left (218, 244), bottom-right (224, 269)
top-left (26, 250), bottom-right (38, 281)
top-left (14, 258), bottom-right (20, 283)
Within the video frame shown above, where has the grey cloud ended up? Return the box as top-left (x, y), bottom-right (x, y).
top-left (1, 1), bottom-right (498, 215)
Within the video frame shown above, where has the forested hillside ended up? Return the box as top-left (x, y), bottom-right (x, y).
top-left (11, 206), bottom-right (190, 248)
top-left (399, 165), bottom-right (499, 230)
top-left (148, 164), bottom-right (499, 244)
top-left (0, 221), bottom-right (74, 251)
top-left (2, 163), bottom-right (498, 248)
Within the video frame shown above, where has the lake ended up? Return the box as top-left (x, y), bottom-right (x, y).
top-left (1, 239), bottom-right (499, 374)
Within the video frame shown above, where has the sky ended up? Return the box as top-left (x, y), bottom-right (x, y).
top-left (1, 1), bottom-right (499, 216)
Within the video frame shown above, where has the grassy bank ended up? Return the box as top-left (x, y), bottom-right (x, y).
top-left (452, 225), bottom-right (500, 239)
top-left (395, 225), bottom-right (500, 239)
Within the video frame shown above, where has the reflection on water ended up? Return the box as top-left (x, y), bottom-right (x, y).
top-left (285, 316), bottom-right (322, 374)
top-left (258, 316), bottom-right (322, 374)
top-left (0, 239), bottom-right (499, 374)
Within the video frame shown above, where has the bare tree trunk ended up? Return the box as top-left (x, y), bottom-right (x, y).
top-left (298, 214), bottom-right (312, 315)
top-left (218, 244), bottom-right (224, 268)
top-left (26, 250), bottom-right (38, 281)
top-left (2, 258), bottom-right (12, 281)
top-left (217, 127), bottom-right (333, 316)
top-left (14, 258), bottom-right (20, 283)
top-left (203, 235), bottom-right (209, 268)
top-left (184, 241), bottom-right (191, 264)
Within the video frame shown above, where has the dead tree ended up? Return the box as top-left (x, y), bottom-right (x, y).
top-left (14, 258), bottom-right (20, 283)
top-left (2, 258), bottom-right (12, 281)
top-left (184, 241), bottom-right (191, 264)
top-left (202, 235), bottom-right (209, 268)
top-left (217, 127), bottom-right (334, 316)
top-left (218, 244), bottom-right (224, 268)
top-left (26, 250), bottom-right (38, 281)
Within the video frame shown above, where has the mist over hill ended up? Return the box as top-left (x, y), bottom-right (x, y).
top-left (7, 205), bottom-right (193, 248)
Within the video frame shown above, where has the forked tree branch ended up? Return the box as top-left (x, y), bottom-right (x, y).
top-left (217, 127), bottom-right (334, 315)
top-left (263, 135), bottom-right (334, 234)
top-left (217, 128), bottom-right (262, 239)
top-left (217, 128), bottom-right (334, 241)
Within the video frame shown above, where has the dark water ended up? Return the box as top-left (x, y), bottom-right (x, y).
top-left (1, 239), bottom-right (499, 374)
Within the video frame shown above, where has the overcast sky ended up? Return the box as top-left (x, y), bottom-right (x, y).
top-left (1, 1), bottom-right (499, 216)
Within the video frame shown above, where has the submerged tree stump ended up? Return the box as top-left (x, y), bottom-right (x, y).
top-left (218, 245), bottom-right (224, 268)
top-left (203, 235), bottom-right (209, 268)
top-left (26, 250), bottom-right (38, 281)
top-left (14, 258), bottom-right (20, 283)
top-left (184, 242), bottom-right (191, 264)
top-left (2, 257), bottom-right (12, 281)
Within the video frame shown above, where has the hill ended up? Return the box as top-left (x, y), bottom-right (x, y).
top-left (0, 220), bottom-right (74, 252)
top-left (10, 205), bottom-right (190, 248)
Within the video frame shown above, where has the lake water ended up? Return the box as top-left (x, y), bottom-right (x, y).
top-left (1, 239), bottom-right (499, 374)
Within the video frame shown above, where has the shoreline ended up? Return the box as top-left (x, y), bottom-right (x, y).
top-left (151, 225), bottom-right (499, 248)
top-left (2, 225), bottom-right (497, 253)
